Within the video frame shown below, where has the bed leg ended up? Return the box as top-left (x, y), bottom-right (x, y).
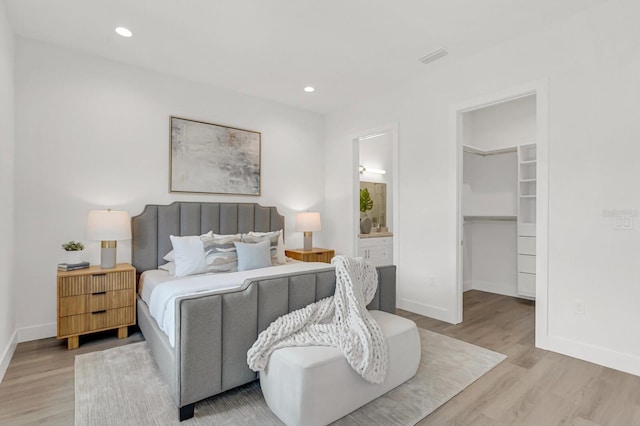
top-left (179, 403), bottom-right (195, 421)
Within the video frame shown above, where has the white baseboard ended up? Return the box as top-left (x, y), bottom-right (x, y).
top-left (546, 335), bottom-right (640, 377)
top-left (397, 298), bottom-right (455, 323)
top-left (463, 280), bottom-right (473, 292)
top-left (467, 280), bottom-right (519, 298)
top-left (17, 322), bottom-right (56, 343)
top-left (0, 329), bottom-right (17, 383)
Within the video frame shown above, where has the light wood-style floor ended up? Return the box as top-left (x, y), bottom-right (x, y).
top-left (1, 290), bottom-right (639, 425)
top-left (0, 329), bottom-right (144, 425)
top-left (405, 291), bottom-right (640, 425)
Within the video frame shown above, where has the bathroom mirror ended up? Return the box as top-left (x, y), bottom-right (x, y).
top-left (360, 181), bottom-right (387, 229)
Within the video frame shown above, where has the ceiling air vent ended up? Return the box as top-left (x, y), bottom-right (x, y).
top-left (418, 48), bottom-right (448, 65)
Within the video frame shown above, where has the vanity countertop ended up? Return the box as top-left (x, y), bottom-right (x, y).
top-left (359, 232), bottom-right (393, 239)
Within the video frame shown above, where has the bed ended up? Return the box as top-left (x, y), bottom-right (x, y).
top-left (132, 202), bottom-right (397, 421)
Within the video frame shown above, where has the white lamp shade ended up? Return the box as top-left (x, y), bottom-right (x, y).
top-left (86, 210), bottom-right (132, 241)
top-left (295, 212), bottom-right (321, 232)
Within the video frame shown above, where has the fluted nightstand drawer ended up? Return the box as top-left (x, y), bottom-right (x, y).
top-left (87, 289), bottom-right (133, 311)
top-left (88, 271), bottom-right (134, 293)
top-left (58, 275), bottom-right (90, 297)
top-left (58, 264), bottom-right (135, 295)
top-left (88, 306), bottom-right (134, 331)
top-left (58, 314), bottom-right (88, 337)
top-left (59, 295), bottom-right (87, 317)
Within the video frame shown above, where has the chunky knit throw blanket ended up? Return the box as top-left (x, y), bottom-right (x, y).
top-left (247, 255), bottom-right (388, 384)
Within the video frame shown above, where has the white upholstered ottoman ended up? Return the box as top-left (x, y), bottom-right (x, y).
top-left (259, 310), bottom-right (421, 426)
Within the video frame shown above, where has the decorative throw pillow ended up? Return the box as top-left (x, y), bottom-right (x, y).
top-left (158, 261), bottom-right (176, 276)
top-left (169, 235), bottom-right (208, 277)
top-left (234, 240), bottom-right (272, 271)
top-left (243, 230), bottom-right (285, 265)
top-left (163, 231), bottom-right (212, 262)
top-left (213, 233), bottom-right (241, 239)
top-left (201, 234), bottom-right (241, 272)
top-left (163, 251), bottom-right (175, 262)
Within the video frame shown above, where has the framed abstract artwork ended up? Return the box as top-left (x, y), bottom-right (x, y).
top-left (170, 116), bottom-right (261, 195)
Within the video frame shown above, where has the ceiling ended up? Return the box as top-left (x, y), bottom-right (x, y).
top-left (5, 0), bottom-right (608, 114)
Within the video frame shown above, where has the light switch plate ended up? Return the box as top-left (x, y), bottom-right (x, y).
top-left (614, 215), bottom-right (633, 230)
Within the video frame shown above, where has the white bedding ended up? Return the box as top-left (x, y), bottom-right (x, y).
top-left (142, 262), bottom-right (334, 347)
top-left (139, 269), bottom-right (178, 305)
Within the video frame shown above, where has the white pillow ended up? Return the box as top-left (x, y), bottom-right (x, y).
top-left (158, 261), bottom-right (176, 276)
top-left (275, 232), bottom-right (285, 264)
top-left (169, 235), bottom-right (208, 277)
top-left (245, 230), bottom-right (286, 265)
top-left (163, 231), bottom-right (212, 262)
top-left (163, 251), bottom-right (176, 262)
top-left (234, 240), bottom-right (272, 271)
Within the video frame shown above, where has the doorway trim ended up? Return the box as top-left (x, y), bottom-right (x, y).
top-left (351, 122), bottom-right (399, 266)
top-left (451, 80), bottom-right (549, 349)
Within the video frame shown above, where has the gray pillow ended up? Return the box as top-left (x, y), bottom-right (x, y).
top-left (234, 240), bottom-right (272, 271)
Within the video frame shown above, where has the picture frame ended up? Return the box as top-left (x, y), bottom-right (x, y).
top-left (169, 116), bottom-right (261, 195)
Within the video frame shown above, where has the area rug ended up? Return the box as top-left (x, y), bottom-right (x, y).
top-left (75, 329), bottom-right (506, 425)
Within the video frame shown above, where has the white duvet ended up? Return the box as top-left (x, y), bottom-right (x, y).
top-left (147, 262), bottom-right (334, 347)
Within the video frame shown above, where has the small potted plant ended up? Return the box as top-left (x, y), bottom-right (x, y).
top-left (62, 241), bottom-right (85, 264)
top-left (359, 188), bottom-right (374, 234)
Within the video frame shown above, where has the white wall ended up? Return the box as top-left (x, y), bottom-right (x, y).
top-left (464, 221), bottom-right (518, 296)
top-left (14, 38), bottom-right (325, 340)
top-left (325, 0), bottom-right (640, 375)
top-left (0, 0), bottom-right (16, 381)
top-left (463, 151), bottom-right (518, 296)
top-left (463, 95), bottom-right (536, 151)
top-left (463, 151), bottom-right (517, 216)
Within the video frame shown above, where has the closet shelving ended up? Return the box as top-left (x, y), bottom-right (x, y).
top-left (463, 215), bottom-right (516, 221)
top-left (463, 143), bottom-right (537, 300)
top-left (517, 143), bottom-right (537, 299)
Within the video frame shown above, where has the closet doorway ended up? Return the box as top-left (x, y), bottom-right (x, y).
top-left (453, 82), bottom-right (549, 349)
top-left (462, 96), bottom-right (536, 299)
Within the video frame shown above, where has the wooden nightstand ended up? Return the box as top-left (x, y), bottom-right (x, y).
top-left (285, 248), bottom-right (335, 264)
top-left (57, 263), bottom-right (136, 350)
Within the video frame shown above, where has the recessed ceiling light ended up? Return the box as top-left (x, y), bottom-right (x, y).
top-left (304, 86), bottom-right (315, 93)
top-left (115, 27), bottom-right (133, 38)
top-left (418, 48), bottom-right (447, 65)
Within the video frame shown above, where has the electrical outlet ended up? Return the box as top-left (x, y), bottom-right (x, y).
top-left (574, 300), bottom-right (585, 315)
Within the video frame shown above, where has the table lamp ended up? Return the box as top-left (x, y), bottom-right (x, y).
top-left (86, 209), bottom-right (132, 269)
top-left (295, 212), bottom-right (321, 251)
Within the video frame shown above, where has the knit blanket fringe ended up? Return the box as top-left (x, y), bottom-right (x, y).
top-left (247, 255), bottom-right (388, 384)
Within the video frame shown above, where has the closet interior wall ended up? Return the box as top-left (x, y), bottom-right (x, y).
top-left (463, 150), bottom-right (518, 296)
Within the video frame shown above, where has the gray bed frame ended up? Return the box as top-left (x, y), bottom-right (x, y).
top-left (132, 202), bottom-right (397, 421)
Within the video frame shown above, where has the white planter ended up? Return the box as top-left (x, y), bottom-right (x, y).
top-left (66, 250), bottom-right (84, 265)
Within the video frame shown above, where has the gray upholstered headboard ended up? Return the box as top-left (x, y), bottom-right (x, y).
top-left (131, 202), bottom-right (285, 273)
